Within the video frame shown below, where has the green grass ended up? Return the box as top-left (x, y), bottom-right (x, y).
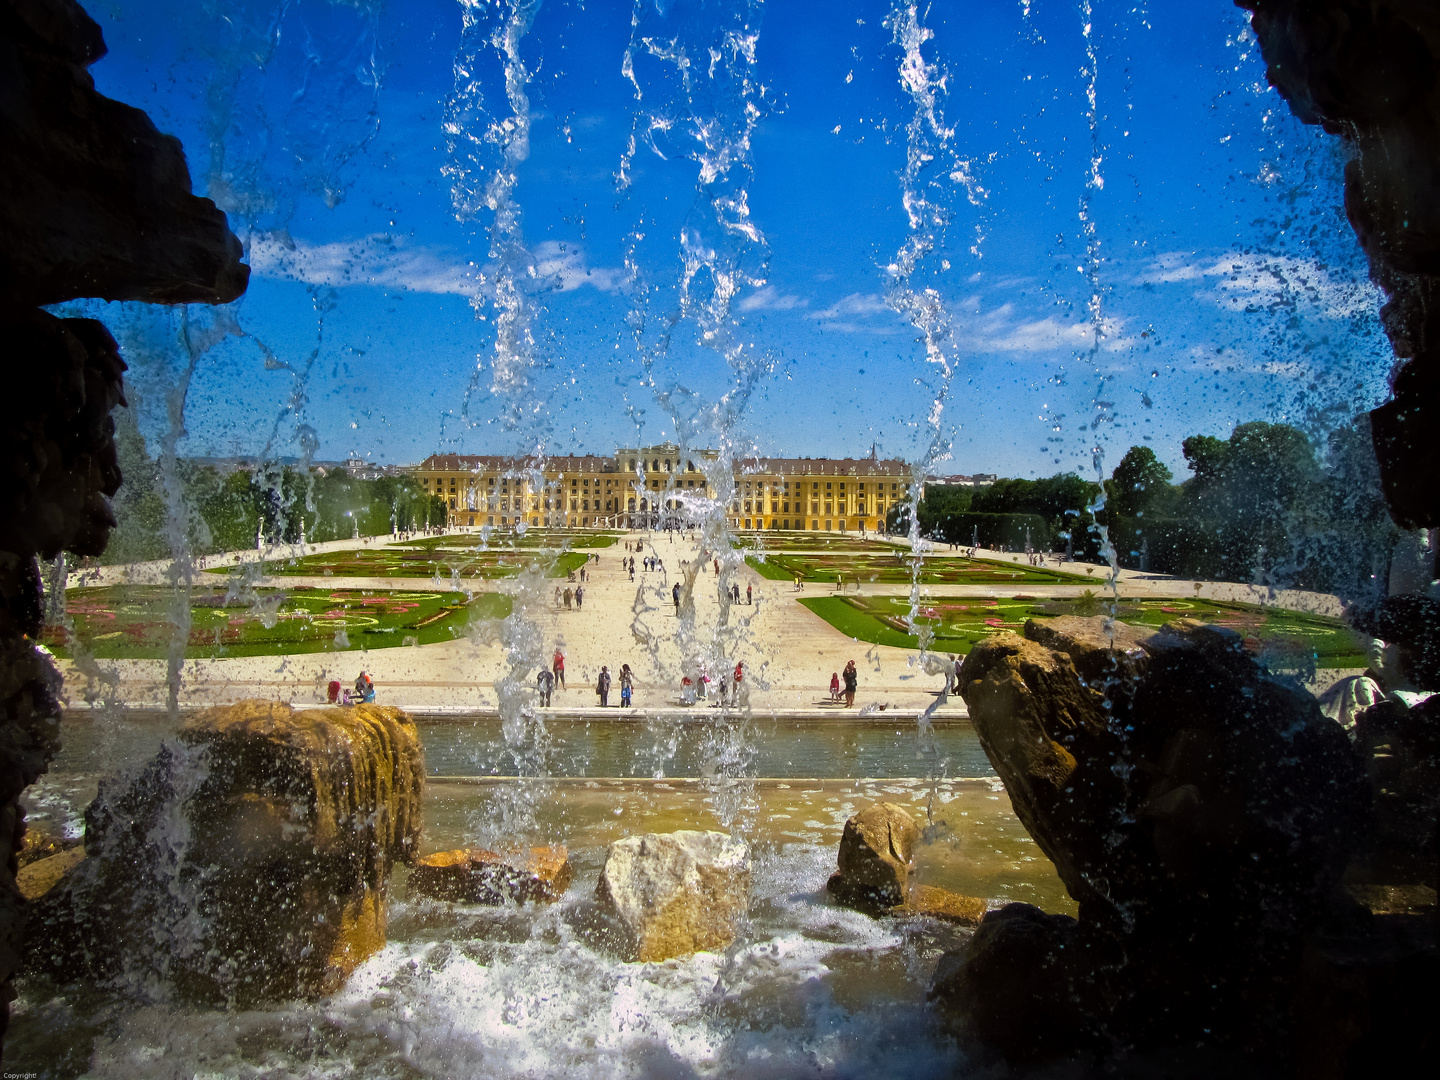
top-left (748, 552), bottom-right (1090, 585)
top-left (240, 548), bottom-right (589, 580)
top-left (800, 594), bottom-right (1367, 668)
top-left (739, 534), bottom-right (907, 554)
top-left (44, 586), bottom-right (512, 659)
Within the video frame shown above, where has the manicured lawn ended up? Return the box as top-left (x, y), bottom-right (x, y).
top-left (247, 548), bottom-right (590, 579)
top-left (749, 551), bottom-right (1089, 585)
top-left (43, 587), bottom-right (512, 659)
top-left (739, 533), bottom-right (908, 554)
top-left (799, 594), bottom-right (1367, 667)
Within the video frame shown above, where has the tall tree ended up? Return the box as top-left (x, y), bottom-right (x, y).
top-left (1107, 445), bottom-right (1174, 517)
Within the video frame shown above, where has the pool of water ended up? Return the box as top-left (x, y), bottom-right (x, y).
top-left (16, 713), bottom-right (1067, 1079)
top-left (46, 711), bottom-right (995, 782)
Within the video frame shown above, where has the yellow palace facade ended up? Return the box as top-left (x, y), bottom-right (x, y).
top-left (415, 444), bottom-right (909, 534)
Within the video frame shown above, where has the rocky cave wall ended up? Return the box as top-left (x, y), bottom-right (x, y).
top-left (0, 0), bottom-right (246, 1044)
top-left (1238, 0), bottom-right (1440, 530)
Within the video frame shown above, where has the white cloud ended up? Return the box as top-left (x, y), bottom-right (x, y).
top-left (966, 304), bottom-right (1128, 354)
top-left (531, 240), bottom-right (625, 294)
top-left (810, 292), bottom-right (895, 321)
top-left (246, 232), bottom-right (624, 298)
top-left (1136, 250), bottom-right (1380, 320)
top-left (737, 285), bottom-right (808, 312)
top-left (247, 232), bottom-right (484, 296)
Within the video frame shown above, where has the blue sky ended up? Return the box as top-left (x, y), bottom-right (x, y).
top-left (70, 0), bottom-right (1391, 479)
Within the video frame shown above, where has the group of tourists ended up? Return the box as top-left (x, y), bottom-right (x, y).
top-left (680, 660), bottom-right (746, 706)
top-left (827, 660), bottom-right (858, 707)
top-left (623, 554), bottom-right (663, 579)
top-left (536, 648), bottom-right (636, 708)
top-left (554, 584), bottom-right (585, 609)
top-left (328, 670), bottom-right (376, 706)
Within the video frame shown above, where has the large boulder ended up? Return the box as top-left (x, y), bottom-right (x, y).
top-left (929, 903), bottom-right (1088, 1062)
top-left (27, 701), bottom-right (423, 1004)
top-left (410, 846), bottom-right (572, 904)
top-left (940, 615), bottom-right (1371, 1060)
top-left (826, 801), bottom-right (921, 912)
top-left (596, 831), bottom-right (750, 962)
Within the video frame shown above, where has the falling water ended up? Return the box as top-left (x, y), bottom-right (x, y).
top-left (881, 1), bottom-right (984, 784)
top-left (613, 0), bottom-right (775, 831)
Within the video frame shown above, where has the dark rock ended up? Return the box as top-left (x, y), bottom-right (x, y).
top-left (0, 311), bottom-right (126, 569)
top-left (0, 0), bottom-right (250, 1044)
top-left (1237, 0), bottom-right (1440, 528)
top-left (409, 846), bottom-right (572, 904)
top-left (1291, 914), bottom-right (1440, 1080)
top-left (949, 615), bottom-right (1371, 1061)
top-left (929, 903), bottom-right (1089, 1063)
top-left (28, 701), bottom-right (424, 1004)
top-left (826, 801), bottom-right (921, 912)
top-left (1353, 694), bottom-right (1440, 858)
top-left (1352, 593), bottom-right (1440, 691)
top-left (0, 0), bottom-right (249, 307)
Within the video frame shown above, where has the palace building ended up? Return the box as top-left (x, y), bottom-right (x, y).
top-left (415, 444), bottom-right (911, 533)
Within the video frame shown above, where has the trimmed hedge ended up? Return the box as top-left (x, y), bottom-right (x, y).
top-left (931, 512), bottom-right (1053, 551)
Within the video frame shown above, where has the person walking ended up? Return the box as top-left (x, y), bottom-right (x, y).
top-left (829, 671), bottom-right (840, 703)
top-left (597, 665), bottom-right (611, 707)
top-left (620, 664), bottom-right (634, 708)
top-left (553, 648), bottom-right (566, 690)
top-left (554, 585), bottom-right (562, 606)
top-left (951, 654), bottom-right (963, 694)
top-left (842, 660), bottom-right (858, 708)
top-left (732, 661), bottom-right (744, 705)
top-left (673, 580), bottom-right (681, 615)
top-left (746, 583), bottom-right (752, 605)
top-left (563, 586), bottom-right (573, 610)
top-left (537, 667), bottom-right (554, 707)
top-left (629, 561), bottom-right (635, 582)
top-left (575, 585), bottom-right (585, 610)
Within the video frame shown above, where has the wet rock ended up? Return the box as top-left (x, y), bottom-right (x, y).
top-left (410, 846), bottom-right (572, 904)
top-left (1353, 694), bottom-right (1440, 860)
top-left (1290, 914), bottom-right (1440, 1080)
top-left (28, 701), bottom-right (423, 1004)
top-left (900, 884), bottom-right (987, 925)
top-left (15, 845), bottom-right (83, 901)
top-left (826, 801), bottom-right (921, 912)
top-left (947, 615), bottom-right (1370, 1061)
top-left (18, 819), bottom-right (79, 868)
top-left (596, 830), bottom-right (750, 962)
top-left (930, 903), bottom-right (1088, 1063)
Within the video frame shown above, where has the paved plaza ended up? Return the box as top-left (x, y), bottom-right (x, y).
top-left (56, 531), bottom-right (1351, 718)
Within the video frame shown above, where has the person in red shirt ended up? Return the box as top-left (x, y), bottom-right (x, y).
top-left (553, 648), bottom-right (566, 690)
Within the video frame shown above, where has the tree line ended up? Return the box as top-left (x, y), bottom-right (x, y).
top-left (890, 417), bottom-right (1395, 597)
top-left (101, 408), bottom-right (447, 565)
